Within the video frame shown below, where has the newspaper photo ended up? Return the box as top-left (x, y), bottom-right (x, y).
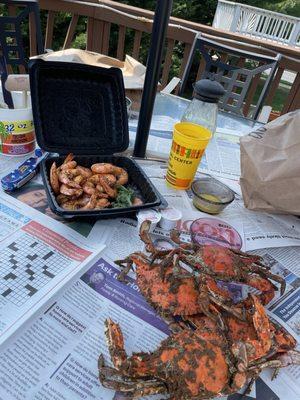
top-left (0, 192), bottom-right (104, 345)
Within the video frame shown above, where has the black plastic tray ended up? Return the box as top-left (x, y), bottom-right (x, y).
top-left (42, 155), bottom-right (163, 219)
top-left (29, 60), bottom-right (165, 219)
top-left (29, 60), bottom-right (129, 156)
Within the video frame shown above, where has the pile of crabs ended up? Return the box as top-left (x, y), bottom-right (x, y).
top-left (99, 221), bottom-right (300, 399)
top-left (49, 154), bottom-right (132, 210)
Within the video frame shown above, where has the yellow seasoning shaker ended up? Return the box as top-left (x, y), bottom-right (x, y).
top-left (166, 122), bottom-right (212, 190)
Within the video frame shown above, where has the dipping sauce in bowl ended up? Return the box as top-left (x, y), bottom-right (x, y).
top-left (191, 176), bottom-right (235, 214)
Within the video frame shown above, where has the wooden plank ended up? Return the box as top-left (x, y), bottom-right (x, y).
top-left (87, 17), bottom-right (104, 52)
top-left (45, 11), bottom-right (55, 49)
top-left (282, 72), bottom-right (300, 113)
top-left (39, 0), bottom-right (300, 58)
top-left (29, 12), bottom-right (37, 56)
top-left (63, 14), bottom-right (79, 49)
top-left (265, 66), bottom-right (284, 105)
top-left (178, 43), bottom-right (192, 79)
top-left (101, 22), bottom-right (111, 55)
top-left (243, 63), bottom-right (264, 116)
top-left (175, 43), bottom-right (192, 94)
top-left (132, 30), bottom-right (142, 59)
top-left (86, 17), bottom-right (94, 51)
top-left (117, 25), bottom-right (126, 60)
top-left (18, 65), bottom-right (26, 74)
top-left (7, 5), bottom-right (17, 16)
top-left (161, 38), bottom-right (175, 87)
top-left (196, 58), bottom-right (206, 81)
top-left (94, 0), bottom-right (300, 57)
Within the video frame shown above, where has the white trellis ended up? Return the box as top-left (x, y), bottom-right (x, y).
top-left (213, 0), bottom-right (300, 47)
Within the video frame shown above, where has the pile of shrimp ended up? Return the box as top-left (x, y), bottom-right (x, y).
top-left (49, 153), bottom-right (135, 211)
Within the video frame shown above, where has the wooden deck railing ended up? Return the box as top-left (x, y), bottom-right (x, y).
top-left (32, 0), bottom-right (300, 115)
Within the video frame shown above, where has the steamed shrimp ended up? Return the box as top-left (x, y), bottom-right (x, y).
top-left (58, 170), bottom-right (81, 189)
top-left (50, 162), bottom-right (60, 194)
top-left (60, 184), bottom-right (83, 197)
top-left (91, 163), bottom-right (128, 185)
top-left (89, 174), bottom-right (116, 187)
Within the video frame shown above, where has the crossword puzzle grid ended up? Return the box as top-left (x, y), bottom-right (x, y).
top-left (0, 233), bottom-right (69, 306)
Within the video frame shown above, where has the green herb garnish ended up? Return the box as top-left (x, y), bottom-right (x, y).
top-left (112, 185), bottom-right (135, 208)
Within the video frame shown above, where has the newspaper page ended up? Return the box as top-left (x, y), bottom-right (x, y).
top-left (0, 192), bottom-right (105, 345)
top-left (219, 200), bottom-right (300, 251)
top-left (0, 250), bottom-right (169, 400)
top-left (138, 161), bottom-right (300, 252)
top-left (0, 154), bottom-right (29, 180)
top-left (0, 249), bottom-right (298, 400)
top-left (90, 208), bottom-right (244, 259)
top-left (129, 127), bottom-right (241, 181)
top-left (245, 246), bottom-right (300, 398)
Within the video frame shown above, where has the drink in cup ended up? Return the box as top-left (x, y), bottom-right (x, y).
top-left (166, 122), bottom-right (212, 190)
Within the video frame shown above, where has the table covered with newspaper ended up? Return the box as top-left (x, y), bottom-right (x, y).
top-left (0, 100), bottom-right (300, 399)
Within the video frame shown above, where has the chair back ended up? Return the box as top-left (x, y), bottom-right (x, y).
top-left (180, 33), bottom-right (281, 120)
top-left (0, 0), bottom-right (44, 107)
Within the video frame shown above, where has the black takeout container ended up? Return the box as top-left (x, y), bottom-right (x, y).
top-left (28, 59), bottom-right (163, 218)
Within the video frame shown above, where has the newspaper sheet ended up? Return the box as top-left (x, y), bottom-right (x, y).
top-left (0, 154), bottom-right (29, 180)
top-left (0, 249), bottom-right (298, 400)
top-left (0, 192), bottom-right (104, 345)
top-left (90, 207), bottom-right (245, 259)
top-left (220, 200), bottom-right (300, 251)
top-left (138, 161), bottom-right (300, 252)
top-left (129, 128), bottom-right (241, 180)
top-left (247, 246), bottom-right (300, 398)
top-left (0, 250), bottom-right (169, 400)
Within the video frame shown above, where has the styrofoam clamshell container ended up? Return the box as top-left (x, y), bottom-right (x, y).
top-left (29, 59), bottom-right (165, 219)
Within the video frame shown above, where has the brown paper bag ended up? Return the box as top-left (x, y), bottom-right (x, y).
top-left (240, 110), bottom-right (300, 215)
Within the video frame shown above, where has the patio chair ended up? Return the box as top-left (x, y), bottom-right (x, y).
top-left (0, 0), bottom-right (44, 107)
top-left (179, 33), bottom-right (281, 120)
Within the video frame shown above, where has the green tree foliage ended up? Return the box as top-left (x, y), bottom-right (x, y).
top-left (238, 0), bottom-right (299, 17)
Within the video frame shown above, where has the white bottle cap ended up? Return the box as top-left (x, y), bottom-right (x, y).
top-left (158, 207), bottom-right (182, 230)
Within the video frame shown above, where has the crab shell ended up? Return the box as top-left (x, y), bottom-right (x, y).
top-left (100, 318), bottom-right (241, 400)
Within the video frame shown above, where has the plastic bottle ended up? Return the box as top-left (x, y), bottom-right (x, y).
top-left (181, 79), bottom-right (225, 136)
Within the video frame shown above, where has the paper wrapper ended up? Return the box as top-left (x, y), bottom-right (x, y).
top-left (33, 49), bottom-right (146, 110)
top-left (240, 110), bottom-right (300, 215)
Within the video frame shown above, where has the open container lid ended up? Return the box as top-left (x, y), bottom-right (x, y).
top-left (28, 59), bottom-right (129, 155)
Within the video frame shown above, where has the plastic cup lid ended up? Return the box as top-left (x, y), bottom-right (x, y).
top-left (160, 207), bottom-right (182, 221)
top-left (137, 209), bottom-right (161, 223)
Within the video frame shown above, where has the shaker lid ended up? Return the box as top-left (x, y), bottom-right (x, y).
top-left (194, 79), bottom-right (225, 103)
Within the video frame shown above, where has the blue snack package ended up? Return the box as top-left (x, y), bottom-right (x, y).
top-left (1, 149), bottom-right (48, 191)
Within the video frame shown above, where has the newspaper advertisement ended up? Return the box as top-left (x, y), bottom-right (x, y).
top-left (0, 192), bottom-right (104, 345)
top-left (0, 249), bottom-right (299, 400)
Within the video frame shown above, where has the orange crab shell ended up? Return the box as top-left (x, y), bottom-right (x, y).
top-left (132, 254), bottom-right (204, 316)
top-left (157, 330), bottom-right (230, 397)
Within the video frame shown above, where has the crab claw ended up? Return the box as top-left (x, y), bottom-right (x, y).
top-left (105, 318), bottom-right (127, 369)
top-left (139, 220), bottom-right (156, 253)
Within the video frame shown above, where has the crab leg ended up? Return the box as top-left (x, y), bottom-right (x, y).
top-left (115, 253), bottom-right (147, 282)
top-left (104, 319), bottom-right (158, 378)
top-left (98, 355), bottom-right (166, 396)
top-left (249, 349), bottom-right (300, 372)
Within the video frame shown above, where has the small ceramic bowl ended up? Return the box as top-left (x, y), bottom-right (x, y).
top-left (191, 176), bottom-right (235, 214)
